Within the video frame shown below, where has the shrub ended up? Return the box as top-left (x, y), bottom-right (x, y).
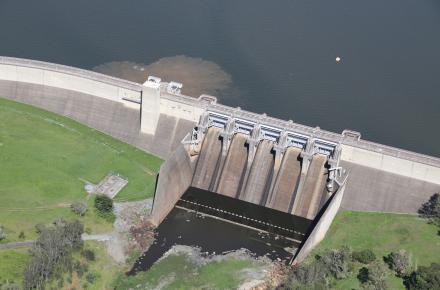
top-left (291, 261), bottom-right (327, 285)
top-left (384, 250), bottom-right (410, 277)
top-left (0, 282), bottom-right (20, 290)
top-left (35, 223), bottom-right (46, 234)
top-left (85, 272), bottom-right (96, 284)
top-left (353, 249), bottom-right (376, 264)
top-left (0, 225), bottom-right (6, 241)
top-left (53, 217), bottom-right (67, 227)
top-left (71, 202), bottom-right (88, 216)
top-left (405, 263), bottom-right (440, 290)
top-left (18, 231), bottom-right (25, 239)
top-left (81, 249), bottom-right (95, 261)
top-left (419, 193), bottom-right (440, 226)
top-left (275, 261), bottom-right (328, 290)
top-left (318, 246), bottom-right (352, 279)
top-left (94, 195), bottom-right (113, 214)
top-left (359, 261), bottom-right (389, 290)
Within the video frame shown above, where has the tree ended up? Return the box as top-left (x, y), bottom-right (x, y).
top-left (318, 246), bottom-right (352, 279)
top-left (405, 263), bottom-right (440, 290)
top-left (359, 261), bottom-right (389, 290)
top-left (419, 193), bottom-right (440, 226)
top-left (0, 225), bottom-right (6, 241)
top-left (34, 223), bottom-right (46, 234)
top-left (23, 220), bottom-right (84, 290)
top-left (353, 249), bottom-right (376, 264)
top-left (81, 249), bottom-right (95, 261)
top-left (279, 261), bottom-right (328, 290)
top-left (384, 250), bottom-right (410, 277)
top-left (70, 201), bottom-right (87, 216)
top-left (94, 195), bottom-right (113, 213)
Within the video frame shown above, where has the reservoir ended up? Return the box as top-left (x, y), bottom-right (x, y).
top-left (0, 0), bottom-right (439, 156)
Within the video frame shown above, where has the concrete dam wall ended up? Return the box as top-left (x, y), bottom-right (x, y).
top-left (0, 56), bottom-right (439, 217)
top-left (2, 56), bottom-right (440, 262)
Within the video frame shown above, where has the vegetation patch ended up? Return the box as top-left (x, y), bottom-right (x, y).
top-left (285, 210), bottom-right (440, 289)
top-left (0, 97), bottom-right (162, 241)
top-left (0, 97), bottom-right (161, 288)
top-left (112, 246), bottom-right (268, 289)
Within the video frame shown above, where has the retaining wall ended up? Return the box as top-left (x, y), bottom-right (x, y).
top-left (150, 143), bottom-right (196, 225)
top-left (292, 183), bottom-right (346, 264)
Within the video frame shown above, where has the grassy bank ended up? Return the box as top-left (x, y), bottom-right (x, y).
top-left (0, 97), bottom-right (162, 285)
top-left (112, 250), bottom-right (265, 289)
top-left (311, 211), bottom-right (440, 289)
top-left (0, 97), bottom-right (162, 242)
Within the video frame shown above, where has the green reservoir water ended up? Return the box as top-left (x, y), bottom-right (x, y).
top-left (1, 0), bottom-right (439, 156)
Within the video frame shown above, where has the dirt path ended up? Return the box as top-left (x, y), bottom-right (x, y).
top-left (0, 240), bottom-right (34, 250)
top-left (83, 198), bottom-right (154, 263)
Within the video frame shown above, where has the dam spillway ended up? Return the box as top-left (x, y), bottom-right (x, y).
top-left (176, 120), bottom-right (346, 262)
top-left (267, 147), bottom-right (302, 213)
top-left (189, 124), bottom-right (340, 222)
top-left (240, 140), bottom-right (275, 205)
top-left (215, 133), bottom-right (249, 198)
top-left (191, 127), bottom-right (223, 191)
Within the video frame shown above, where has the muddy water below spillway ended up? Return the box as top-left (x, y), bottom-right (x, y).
top-left (129, 188), bottom-right (312, 274)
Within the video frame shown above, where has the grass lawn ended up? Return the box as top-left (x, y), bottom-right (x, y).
top-left (0, 248), bottom-right (29, 284)
top-left (311, 210), bottom-right (440, 289)
top-left (112, 251), bottom-right (263, 289)
top-left (0, 96), bottom-right (162, 241)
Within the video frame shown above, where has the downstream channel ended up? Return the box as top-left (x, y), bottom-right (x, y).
top-left (129, 187), bottom-right (312, 274)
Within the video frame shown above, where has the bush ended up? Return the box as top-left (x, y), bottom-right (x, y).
top-left (0, 225), bottom-right (6, 241)
top-left (405, 263), bottom-right (440, 290)
top-left (94, 195), bottom-right (113, 214)
top-left (291, 261), bottom-right (327, 285)
top-left (358, 261), bottom-right (389, 290)
top-left (0, 282), bottom-right (20, 290)
top-left (85, 272), bottom-right (96, 284)
top-left (384, 250), bottom-right (410, 277)
top-left (81, 249), bottom-right (95, 261)
top-left (18, 231), bottom-right (25, 239)
top-left (71, 202), bottom-right (88, 216)
top-left (318, 246), bottom-right (352, 279)
top-left (34, 223), bottom-right (46, 234)
top-left (353, 249), bottom-right (376, 264)
top-left (419, 193), bottom-right (440, 226)
top-left (53, 217), bottom-right (67, 227)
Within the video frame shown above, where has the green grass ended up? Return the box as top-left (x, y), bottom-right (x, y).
top-left (0, 248), bottom-right (30, 283)
top-left (113, 252), bottom-right (262, 289)
top-left (311, 210), bottom-right (440, 289)
top-left (0, 97), bottom-right (162, 242)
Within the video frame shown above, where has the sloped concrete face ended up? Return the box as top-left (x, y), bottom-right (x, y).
top-left (150, 144), bottom-right (195, 225)
top-left (0, 80), bottom-right (194, 158)
top-left (292, 182), bottom-right (347, 264)
top-left (267, 147), bottom-right (302, 213)
top-left (341, 161), bottom-right (440, 214)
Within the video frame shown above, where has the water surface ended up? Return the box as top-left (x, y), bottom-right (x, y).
top-left (1, 0), bottom-right (439, 156)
